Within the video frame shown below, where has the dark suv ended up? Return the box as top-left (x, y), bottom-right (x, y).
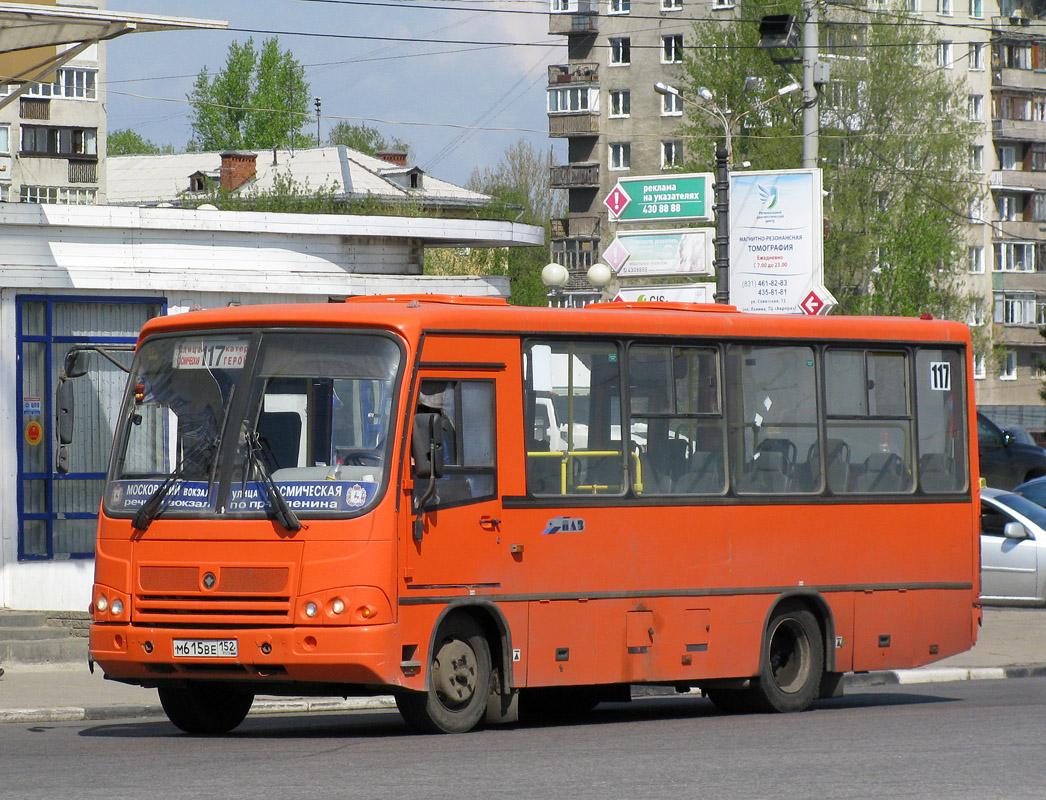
top-left (978, 411), bottom-right (1046, 490)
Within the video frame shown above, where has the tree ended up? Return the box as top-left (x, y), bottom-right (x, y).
top-left (188, 37), bottom-right (312, 151)
top-left (679, 1), bottom-right (979, 320)
top-left (429, 139), bottom-right (561, 306)
top-left (327, 121), bottom-right (411, 159)
top-left (108, 129), bottom-right (175, 155)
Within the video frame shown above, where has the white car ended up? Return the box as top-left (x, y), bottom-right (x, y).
top-left (980, 487), bottom-right (1046, 606)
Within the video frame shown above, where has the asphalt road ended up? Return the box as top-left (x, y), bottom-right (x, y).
top-left (2, 678), bottom-right (1044, 800)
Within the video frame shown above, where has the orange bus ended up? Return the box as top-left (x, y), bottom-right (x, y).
top-left (86, 296), bottom-right (980, 734)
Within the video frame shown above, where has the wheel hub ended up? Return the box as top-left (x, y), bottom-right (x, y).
top-left (431, 638), bottom-right (477, 708)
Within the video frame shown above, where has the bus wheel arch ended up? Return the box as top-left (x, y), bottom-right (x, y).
top-left (396, 602), bottom-right (511, 733)
top-left (750, 595), bottom-right (828, 713)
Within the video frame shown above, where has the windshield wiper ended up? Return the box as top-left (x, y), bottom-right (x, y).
top-left (243, 428), bottom-right (302, 533)
top-left (132, 439), bottom-right (217, 533)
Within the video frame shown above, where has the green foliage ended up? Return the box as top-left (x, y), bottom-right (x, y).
top-left (188, 37), bottom-right (313, 151)
top-left (108, 129), bottom-right (175, 155)
top-left (462, 140), bottom-right (559, 305)
top-left (327, 121), bottom-right (411, 159)
top-left (679, 1), bottom-right (979, 322)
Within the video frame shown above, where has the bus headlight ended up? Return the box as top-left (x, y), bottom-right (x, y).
top-left (96, 595), bottom-right (109, 613)
top-left (331, 598), bottom-right (345, 615)
top-left (111, 599), bottom-right (124, 617)
top-left (305, 602), bottom-right (318, 618)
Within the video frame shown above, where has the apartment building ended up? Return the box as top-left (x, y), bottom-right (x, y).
top-left (0, 0), bottom-right (106, 205)
top-left (547, 0), bottom-right (1046, 427)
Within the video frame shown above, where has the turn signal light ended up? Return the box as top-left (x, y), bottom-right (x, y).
top-left (358, 605), bottom-right (377, 620)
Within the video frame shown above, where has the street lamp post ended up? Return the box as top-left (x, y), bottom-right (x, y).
top-left (654, 81), bottom-right (800, 305)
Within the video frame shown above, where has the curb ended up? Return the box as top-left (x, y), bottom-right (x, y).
top-left (3, 666), bottom-right (1045, 725)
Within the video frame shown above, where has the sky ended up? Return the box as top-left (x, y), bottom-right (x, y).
top-left (104, 0), bottom-right (563, 186)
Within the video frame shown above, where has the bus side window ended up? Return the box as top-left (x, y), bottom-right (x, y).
top-left (415, 379), bottom-right (496, 508)
top-left (826, 349), bottom-right (915, 495)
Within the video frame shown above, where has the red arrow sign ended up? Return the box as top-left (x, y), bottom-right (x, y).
top-left (604, 184), bottom-right (631, 217)
top-left (800, 291), bottom-right (824, 315)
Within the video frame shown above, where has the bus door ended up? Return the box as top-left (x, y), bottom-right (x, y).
top-left (405, 360), bottom-right (507, 588)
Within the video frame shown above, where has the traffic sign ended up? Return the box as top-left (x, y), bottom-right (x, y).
top-left (800, 290), bottom-right (825, 315)
top-left (604, 174), bottom-right (714, 223)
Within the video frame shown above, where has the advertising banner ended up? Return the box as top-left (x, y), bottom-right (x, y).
top-left (729, 169), bottom-right (837, 315)
top-left (602, 228), bottom-right (714, 278)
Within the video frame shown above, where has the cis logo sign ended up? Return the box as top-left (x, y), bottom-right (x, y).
top-left (24, 420), bottom-right (43, 447)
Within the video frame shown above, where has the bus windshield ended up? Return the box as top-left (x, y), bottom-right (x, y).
top-left (105, 330), bottom-right (401, 521)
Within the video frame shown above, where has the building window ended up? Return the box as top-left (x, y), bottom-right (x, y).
top-left (661, 91), bottom-right (683, 116)
top-left (1000, 44), bottom-right (1032, 70)
top-left (662, 34), bottom-right (684, 64)
top-left (19, 185), bottom-right (97, 205)
top-left (609, 89), bottom-right (630, 118)
top-left (548, 86), bottom-right (594, 113)
top-left (609, 142), bottom-right (631, 170)
top-left (968, 299), bottom-right (986, 326)
top-left (661, 140), bottom-right (683, 168)
top-left (968, 94), bottom-right (982, 121)
top-left (661, 0), bottom-right (682, 8)
top-left (970, 145), bottom-right (983, 170)
top-left (999, 146), bottom-right (1019, 170)
top-left (610, 37), bottom-right (631, 66)
top-left (1033, 144), bottom-right (1046, 171)
top-left (973, 354), bottom-right (986, 379)
top-left (995, 241), bottom-right (1036, 272)
top-left (937, 0), bottom-right (952, 14)
top-left (0, 123), bottom-right (8, 154)
top-left (609, 0), bottom-right (630, 12)
top-left (16, 296), bottom-right (162, 560)
top-left (1, 68), bottom-right (98, 101)
top-left (937, 42), bottom-right (953, 69)
top-left (997, 192), bottom-right (1025, 221)
top-left (20, 125), bottom-right (97, 158)
top-left (711, 0), bottom-right (734, 7)
top-left (1000, 350), bottom-right (1017, 380)
top-left (969, 245), bottom-right (985, 273)
top-left (969, 43), bottom-right (984, 70)
top-left (969, 0), bottom-right (983, 17)
top-left (1004, 295), bottom-right (1036, 326)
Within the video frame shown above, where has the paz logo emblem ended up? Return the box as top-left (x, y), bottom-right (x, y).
top-left (203, 572), bottom-right (217, 590)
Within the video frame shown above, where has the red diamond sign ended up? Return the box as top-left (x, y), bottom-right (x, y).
top-left (604, 183), bottom-right (631, 218)
top-left (800, 291), bottom-right (825, 315)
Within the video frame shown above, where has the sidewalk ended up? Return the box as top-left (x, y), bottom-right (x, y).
top-left (1, 608), bottom-right (1043, 724)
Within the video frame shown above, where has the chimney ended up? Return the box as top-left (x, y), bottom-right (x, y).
top-left (376, 149), bottom-right (408, 167)
top-left (219, 151), bottom-right (258, 192)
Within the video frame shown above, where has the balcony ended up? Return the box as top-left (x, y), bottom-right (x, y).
top-left (549, 113), bottom-right (601, 138)
top-left (550, 162), bottom-right (600, 189)
top-left (992, 67), bottom-right (1045, 91)
top-left (990, 169), bottom-right (1046, 191)
top-left (549, 0), bottom-right (598, 35)
top-left (548, 63), bottom-right (599, 86)
top-left (550, 215), bottom-right (601, 241)
top-left (993, 117), bottom-right (1046, 142)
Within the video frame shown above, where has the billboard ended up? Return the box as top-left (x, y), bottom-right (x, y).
top-left (729, 169), bottom-right (837, 315)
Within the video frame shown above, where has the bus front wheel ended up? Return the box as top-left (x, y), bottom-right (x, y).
top-left (158, 683), bottom-right (254, 734)
top-left (396, 616), bottom-right (492, 734)
top-left (750, 605), bottom-right (824, 713)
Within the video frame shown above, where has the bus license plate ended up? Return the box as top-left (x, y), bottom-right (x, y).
top-left (173, 639), bottom-right (238, 658)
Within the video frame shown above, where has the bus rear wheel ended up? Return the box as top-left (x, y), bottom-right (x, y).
top-left (396, 616), bottom-right (492, 734)
top-left (749, 605), bottom-right (824, 713)
top-left (158, 683), bottom-right (254, 734)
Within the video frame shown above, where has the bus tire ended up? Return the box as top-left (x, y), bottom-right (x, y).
top-left (396, 616), bottom-right (492, 734)
top-left (749, 605), bottom-right (824, 713)
top-left (158, 684), bottom-right (254, 734)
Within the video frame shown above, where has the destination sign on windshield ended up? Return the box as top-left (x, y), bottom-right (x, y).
top-left (174, 339), bottom-right (249, 370)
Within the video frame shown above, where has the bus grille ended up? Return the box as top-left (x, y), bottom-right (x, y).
top-left (134, 565), bottom-right (293, 624)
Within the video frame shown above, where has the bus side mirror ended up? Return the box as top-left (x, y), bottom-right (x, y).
top-left (412, 413), bottom-right (444, 479)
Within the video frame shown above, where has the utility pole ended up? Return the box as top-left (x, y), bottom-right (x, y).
top-left (801, 0), bottom-right (819, 169)
top-left (314, 97), bottom-right (322, 145)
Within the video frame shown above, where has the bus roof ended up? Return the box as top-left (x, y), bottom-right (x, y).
top-left (137, 295), bottom-right (972, 346)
